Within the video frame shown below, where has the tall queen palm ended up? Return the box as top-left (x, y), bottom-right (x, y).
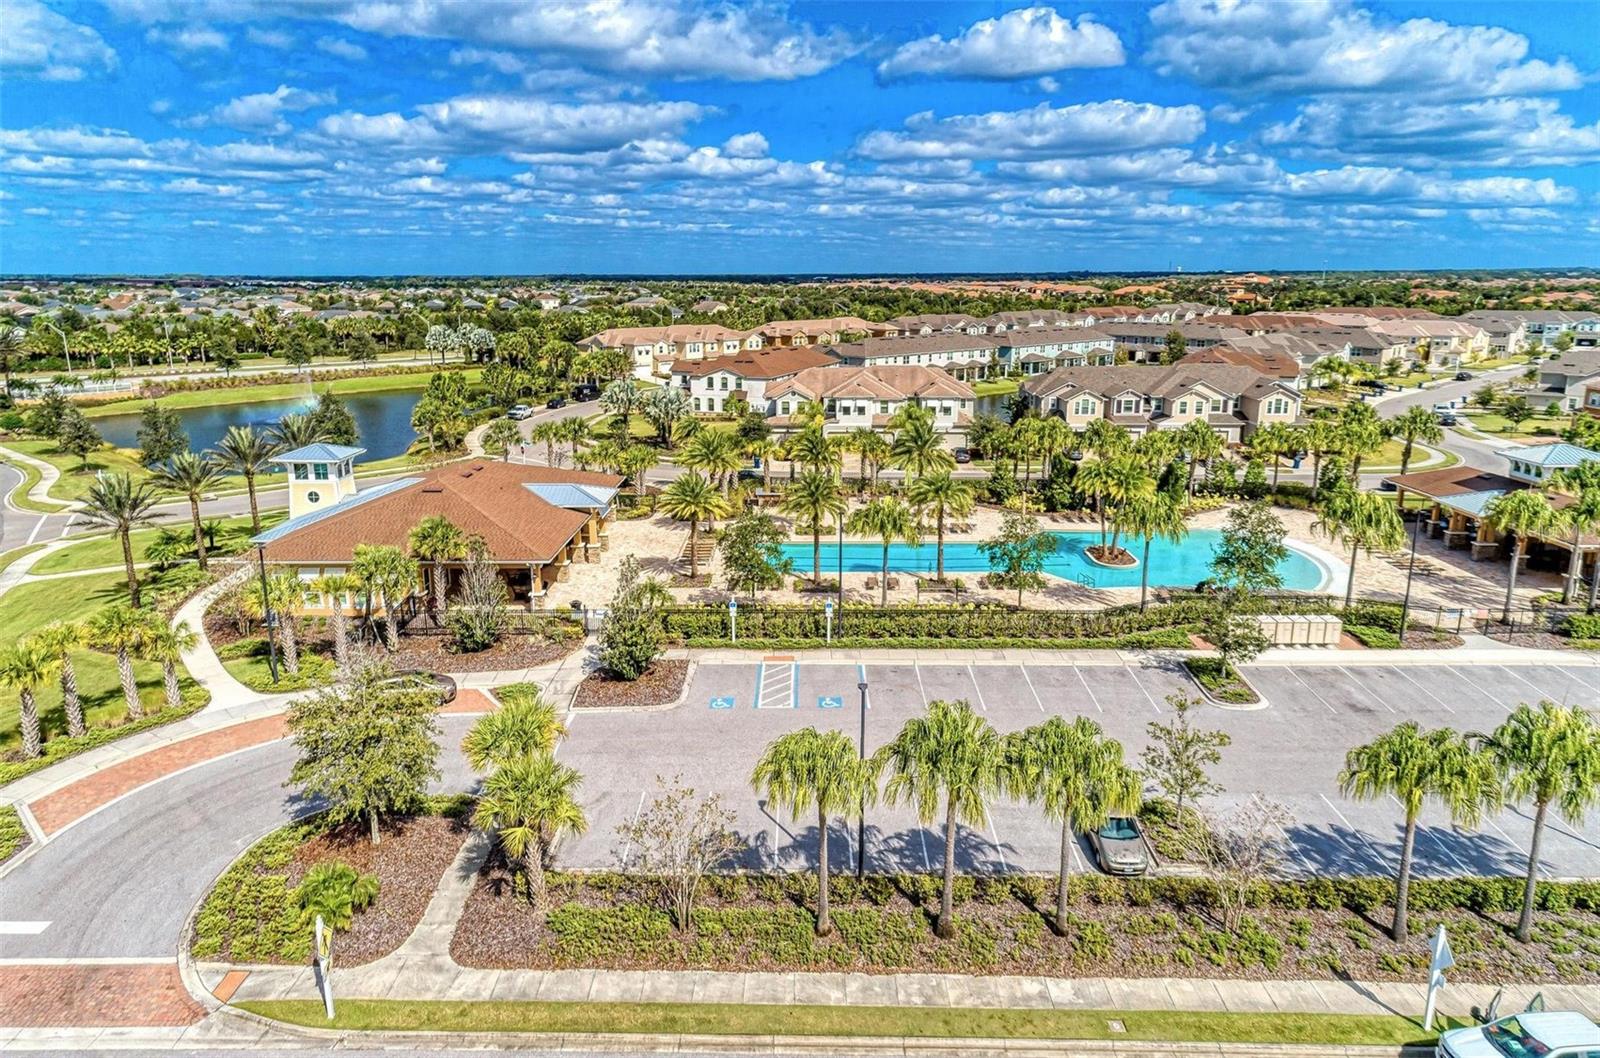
top-left (875, 699), bottom-right (1005, 938)
top-left (1115, 489), bottom-right (1188, 611)
top-left (847, 496), bottom-right (920, 605)
top-left (152, 452), bottom-right (226, 571)
top-left (1483, 489), bottom-right (1555, 624)
top-left (659, 472), bottom-right (729, 580)
top-left (780, 470), bottom-right (846, 589)
top-left (78, 472), bottom-right (161, 606)
top-left (213, 424), bottom-right (280, 535)
top-left (1314, 485), bottom-right (1406, 609)
top-left (907, 470), bottom-right (975, 584)
top-left (751, 727), bottom-right (878, 936)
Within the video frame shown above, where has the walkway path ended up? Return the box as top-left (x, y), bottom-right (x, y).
top-left (0, 443), bottom-right (77, 511)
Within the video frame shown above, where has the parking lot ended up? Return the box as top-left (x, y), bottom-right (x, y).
top-left (556, 659), bottom-right (1600, 880)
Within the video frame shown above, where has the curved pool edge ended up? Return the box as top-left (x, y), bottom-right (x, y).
top-left (1283, 536), bottom-right (1347, 597)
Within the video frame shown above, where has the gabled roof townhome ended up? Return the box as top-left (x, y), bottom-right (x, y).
top-left (1022, 364), bottom-right (1302, 444)
top-left (765, 365), bottom-right (976, 435)
top-left (670, 346), bottom-right (841, 415)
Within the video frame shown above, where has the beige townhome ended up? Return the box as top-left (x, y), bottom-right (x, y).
top-left (765, 365), bottom-right (976, 438)
top-left (669, 346), bottom-right (840, 415)
top-left (750, 316), bottom-right (890, 346)
top-left (579, 324), bottom-right (762, 379)
top-left (1367, 319), bottom-right (1490, 368)
top-left (1022, 364), bottom-right (1302, 445)
top-left (832, 333), bottom-right (1001, 376)
top-left (994, 327), bottom-right (1116, 375)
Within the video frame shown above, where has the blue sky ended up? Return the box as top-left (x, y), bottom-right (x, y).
top-left (1, 0), bottom-right (1597, 275)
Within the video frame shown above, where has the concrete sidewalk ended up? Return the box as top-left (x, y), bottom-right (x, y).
top-left (0, 443), bottom-right (77, 511)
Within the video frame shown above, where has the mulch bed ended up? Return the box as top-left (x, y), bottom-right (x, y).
top-left (383, 634), bottom-right (581, 673)
top-left (448, 861), bottom-right (1600, 984)
top-left (573, 660), bottom-right (689, 709)
top-left (1399, 630), bottom-right (1465, 650)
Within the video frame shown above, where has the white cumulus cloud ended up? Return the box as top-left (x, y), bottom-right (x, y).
top-left (204, 85), bottom-right (337, 134)
top-left (316, 36), bottom-right (368, 61)
top-left (855, 100), bottom-right (1205, 161)
top-left (1, 0), bottom-right (117, 80)
top-left (877, 7), bottom-right (1124, 82)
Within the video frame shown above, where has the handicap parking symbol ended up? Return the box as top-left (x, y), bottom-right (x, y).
top-left (709, 695), bottom-right (735, 710)
top-left (818, 695), bottom-right (843, 710)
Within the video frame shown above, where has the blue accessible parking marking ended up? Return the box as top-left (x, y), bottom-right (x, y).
top-left (709, 695), bottom-right (735, 710)
top-left (818, 695), bottom-right (843, 710)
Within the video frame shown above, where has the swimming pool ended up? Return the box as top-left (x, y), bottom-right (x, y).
top-left (780, 529), bottom-right (1329, 591)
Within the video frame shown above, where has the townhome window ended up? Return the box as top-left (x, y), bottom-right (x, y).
top-left (1072, 398), bottom-right (1095, 416)
top-left (1211, 398), bottom-right (1225, 413)
top-left (1265, 397), bottom-right (1290, 415)
top-left (1176, 400), bottom-right (1188, 415)
top-left (693, 398), bottom-right (702, 411)
top-left (878, 402), bottom-right (889, 414)
top-left (1116, 397), bottom-right (1139, 415)
top-left (719, 376), bottom-right (729, 390)
top-left (941, 404), bottom-right (953, 417)
top-left (780, 402), bottom-right (791, 415)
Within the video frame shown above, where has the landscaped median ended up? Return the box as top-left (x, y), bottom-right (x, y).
top-left (234, 998), bottom-right (1468, 1047)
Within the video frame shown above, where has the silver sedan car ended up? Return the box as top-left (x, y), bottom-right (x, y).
top-left (1088, 816), bottom-right (1150, 876)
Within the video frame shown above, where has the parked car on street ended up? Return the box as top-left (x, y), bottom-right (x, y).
top-left (1087, 816), bottom-right (1149, 875)
top-left (1455, 371), bottom-right (1474, 381)
top-left (953, 447), bottom-right (972, 464)
top-left (507, 404), bottom-right (535, 420)
top-left (1437, 1009), bottom-right (1600, 1058)
top-left (546, 396), bottom-right (566, 409)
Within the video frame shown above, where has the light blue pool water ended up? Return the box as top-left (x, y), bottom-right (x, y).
top-left (781, 529), bottom-right (1327, 591)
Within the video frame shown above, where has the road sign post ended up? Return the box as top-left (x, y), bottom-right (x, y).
top-left (1423, 924), bottom-right (1454, 1031)
top-left (314, 914), bottom-right (335, 1020)
top-left (825, 598), bottom-right (834, 643)
top-left (728, 598), bottom-right (737, 643)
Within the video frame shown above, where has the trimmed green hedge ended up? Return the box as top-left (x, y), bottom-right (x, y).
top-left (0, 804), bottom-right (27, 864)
top-left (687, 631), bottom-right (1194, 651)
top-left (1563, 614), bottom-right (1600, 640)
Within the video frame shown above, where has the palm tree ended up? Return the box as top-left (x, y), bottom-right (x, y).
top-left (847, 427), bottom-right (890, 487)
top-left (1479, 702), bottom-right (1600, 942)
top-left (214, 424), bottom-right (280, 535)
top-left (462, 688), bottom-right (567, 771)
top-left (1081, 418), bottom-right (1130, 459)
top-left (751, 727), bottom-right (878, 936)
top-left (310, 573), bottom-right (355, 670)
top-left (1314, 486), bottom-right (1406, 609)
top-left (472, 750), bottom-right (587, 912)
top-left (270, 412), bottom-right (327, 451)
top-left (261, 572), bottom-right (304, 675)
top-left (907, 470), bottom-right (975, 583)
top-left (351, 544), bottom-right (419, 651)
top-left (889, 410), bottom-right (955, 479)
top-left (152, 452), bottom-right (226, 571)
top-left (1116, 490), bottom-right (1188, 611)
top-left (875, 698), bottom-right (1006, 938)
top-left (1483, 489), bottom-right (1555, 624)
top-left (87, 604), bottom-right (152, 719)
top-left (1550, 464), bottom-right (1600, 607)
top-left (785, 425), bottom-right (840, 476)
top-left (745, 437), bottom-right (783, 494)
top-left (482, 418), bottom-right (521, 460)
top-left (408, 515), bottom-right (469, 615)
top-left (0, 641), bottom-right (58, 759)
top-left (1036, 416), bottom-right (1073, 481)
top-left (141, 621), bottom-right (197, 711)
top-left (1011, 417), bottom-right (1045, 505)
top-left (1300, 417), bottom-right (1342, 500)
top-left (1340, 723), bottom-right (1501, 943)
top-left (619, 444), bottom-right (657, 500)
top-left (1338, 403), bottom-right (1386, 481)
top-left (1076, 454), bottom-right (1154, 560)
top-left (78, 472), bottom-right (161, 606)
top-left (530, 420), bottom-right (563, 466)
top-left (847, 496), bottom-right (920, 605)
top-left (34, 622), bottom-right (86, 737)
top-left (680, 429), bottom-right (742, 494)
top-left (1006, 716), bottom-right (1140, 935)
top-left (781, 470), bottom-right (846, 588)
top-left (659, 472), bottom-right (729, 580)
top-left (1387, 406), bottom-right (1444, 476)
top-left (1176, 419), bottom-right (1225, 498)
top-left (599, 378), bottom-right (643, 439)
top-left (1248, 422), bottom-right (1297, 490)
top-left (559, 416), bottom-right (592, 464)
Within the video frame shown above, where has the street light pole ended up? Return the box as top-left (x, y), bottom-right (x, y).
top-left (256, 544), bottom-right (280, 684)
top-left (1397, 503), bottom-right (1423, 642)
top-left (856, 678), bottom-right (868, 880)
top-left (837, 514), bottom-right (844, 637)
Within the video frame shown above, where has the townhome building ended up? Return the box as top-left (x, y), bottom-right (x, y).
top-left (1178, 345), bottom-right (1303, 389)
top-left (1367, 319), bottom-right (1489, 368)
top-left (1021, 364), bottom-right (1302, 445)
top-left (750, 316), bottom-right (890, 347)
top-left (982, 309), bottom-right (1091, 332)
top-left (830, 333), bottom-right (1000, 377)
top-left (765, 365), bottom-right (976, 438)
top-left (993, 327), bottom-right (1116, 375)
top-left (1454, 312), bottom-right (1527, 355)
top-left (1532, 350), bottom-right (1600, 411)
top-left (579, 324), bottom-right (762, 379)
top-left (885, 313), bottom-right (988, 336)
top-left (1224, 331), bottom-right (1356, 375)
top-left (1097, 321), bottom-right (1252, 362)
top-left (669, 347), bottom-right (840, 415)
top-left (1460, 310), bottom-right (1600, 351)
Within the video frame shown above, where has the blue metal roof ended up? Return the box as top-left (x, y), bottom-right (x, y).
top-left (525, 482), bottom-right (618, 512)
top-left (1446, 489), bottom-right (1511, 517)
top-left (1503, 443), bottom-right (1599, 467)
top-left (252, 477), bottom-right (420, 544)
top-left (273, 443), bottom-right (367, 463)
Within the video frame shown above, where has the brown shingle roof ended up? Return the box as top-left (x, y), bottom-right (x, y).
top-left (671, 346), bottom-right (838, 379)
top-left (261, 462), bottom-right (622, 565)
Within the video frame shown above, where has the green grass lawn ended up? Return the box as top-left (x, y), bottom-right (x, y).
top-left (972, 378), bottom-right (1020, 398)
top-left (0, 569), bottom-right (199, 753)
top-left (82, 366), bottom-right (482, 418)
top-left (0, 543), bottom-right (45, 578)
top-left (32, 512), bottom-right (286, 576)
top-left (1458, 412), bottom-right (1566, 441)
top-left (0, 449), bottom-right (70, 513)
top-left (239, 999), bottom-right (1464, 1046)
top-left (1361, 439), bottom-right (1462, 473)
top-left (6, 437), bottom-right (290, 503)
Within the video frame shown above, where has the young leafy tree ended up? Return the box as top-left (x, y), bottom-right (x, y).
top-left (907, 470), bottom-right (976, 583)
top-left (136, 402), bottom-right (187, 466)
top-left (308, 390), bottom-right (359, 446)
top-left (0, 640), bottom-right (58, 759)
top-left (1006, 716), bottom-right (1141, 935)
top-left (34, 621), bottom-right (86, 737)
top-left (1209, 501), bottom-right (1289, 596)
top-left (616, 775), bottom-right (740, 930)
top-left (1340, 722), bottom-right (1501, 943)
top-left (875, 699), bottom-right (1006, 938)
top-left (213, 424), bottom-right (280, 535)
top-left (474, 750), bottom-right (587, 911)
top-left (660, 471), bottom-right (729, 580)
top-left (1479, 702), bottom-right (1600, 942)
top-left (719, 510), bottom-right (792, 601)
top-left (56, 408), bottom-right (103, 469)
top-left (152, 452), bottom-right (226, 571)
top-left (287, 659), bottom-right (442, 845)
top-left (750, 727), bottom-right (877, 936)
top-left (847, 496), bottom-right (920, 606)
top-left (598, 556), bottom-right (664, 680)
top-left (780, 470), bottom-right (846, 588)
top-left (1142, 694), bottom-right (1232, 820)
top-left (978, 510), bottom-right (1058, 606)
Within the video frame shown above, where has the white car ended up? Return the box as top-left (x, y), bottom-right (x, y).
top-left (1438, 1010), bottom-right (1600, 1057)
top-left (507, 404), bottom-right (535, 420)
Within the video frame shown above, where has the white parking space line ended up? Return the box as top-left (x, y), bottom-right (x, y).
top-left (1386, 795), bottom-right (1473, 876)
top-left (1497, 666), bottom-right (1558, 704)
top-left (1319, 793), bottom-right (1391, 872)
top-left (1288, 669), bottom-right (1338, 714)
top-left (1480, 816), bottom-right (1545, 877)
top-left (24, 514), bottom-right (47, 545)
top-left (616, 790), bottom-right (647, 868)
top-left (0, 922), bottom-right (50, 935)
top-left (1275, 823), bottom-right (1316, 878)
top-left (56, 518), bottom-right (74, 539)
top-left (1126, 666), bottom-right (1165, 713)
top-left (1557, 667), bottom-right (1600, 698)
top-left (1391, 667), bottom-right (1456, 714)
top-left (1067, 829), bottom-right (1089, 872)
top-left (917, 827), bottom-right (932, 871)
top-left (966, 664), bottom-right (988, 712)
top-left (985, 811), bottom-right (1008, 872)
top-left (1072, 666), bottom-right (1103, 713)
top-left (915, 662), bottom-right (929, 707)
top-left (1338, 667), bottom-right (1396, 713)
top-left (1021, 667), bottom-right (1045, 711)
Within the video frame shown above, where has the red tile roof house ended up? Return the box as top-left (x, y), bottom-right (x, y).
top-left (255, 450), bottom-right (622, 614)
